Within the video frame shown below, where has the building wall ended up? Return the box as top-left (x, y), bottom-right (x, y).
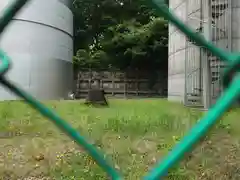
top-left (168, 0), bottom-right (235, 105)
top-left (0, 0), bottom-right (73, 100)
top-left (168, 0), bottom-right (187, 102)
top-left (232, 0), bottom-right (240, 52)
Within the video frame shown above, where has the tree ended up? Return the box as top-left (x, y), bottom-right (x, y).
top-left (72, 0), bottom-right (168, 70)
top-left (100, 17), bottom-right (168, 70)
top-left (73, 0), bottom-right (156, 52)
top-left (73, 49), bottom-right (110, 69)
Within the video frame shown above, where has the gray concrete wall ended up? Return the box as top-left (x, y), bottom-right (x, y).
top-left (0, 0), bottom-right (73, 100)
top-left (232, 0), bottom-right (240, 52)
top-left (185, 0), bottom-right (203, 106)
top-left (168, 0), bottom-right (238, 106)
top-left (168, 0), bottom-right (187, 102)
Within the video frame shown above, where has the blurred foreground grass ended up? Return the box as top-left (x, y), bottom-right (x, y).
top-left (0, 99), bottom-right (239, 180)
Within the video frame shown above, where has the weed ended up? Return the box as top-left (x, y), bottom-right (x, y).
top-left (0, 99), bottom-right (239, 179)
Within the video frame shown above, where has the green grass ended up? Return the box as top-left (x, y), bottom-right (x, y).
top-left (0, 99), bottom-right (240, 180)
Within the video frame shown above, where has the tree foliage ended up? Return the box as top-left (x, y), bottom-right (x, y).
top-left (101, 18), bottom-right (168, 70)
top-left (72, 0), bottom-right (168, 70)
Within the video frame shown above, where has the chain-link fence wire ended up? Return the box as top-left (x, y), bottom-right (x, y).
top-left (1, 0), bottom-right (240, 179)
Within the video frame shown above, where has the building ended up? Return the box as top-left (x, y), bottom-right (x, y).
top-left (168, 0), bottom-right (238, 108)
top-left (0, 0), bottom-right (73, 100)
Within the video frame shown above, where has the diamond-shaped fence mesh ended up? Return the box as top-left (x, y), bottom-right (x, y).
top-left (0, 0), bottom-right (240, 179)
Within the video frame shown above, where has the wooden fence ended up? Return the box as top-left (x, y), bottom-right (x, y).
top-left (74, 69), bottom-right (168, 98)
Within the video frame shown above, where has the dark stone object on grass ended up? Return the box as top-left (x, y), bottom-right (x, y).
top-left (85, 89), bottom-right (108, 106)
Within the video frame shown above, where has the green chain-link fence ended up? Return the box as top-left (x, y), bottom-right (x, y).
top-left (1, 0), bottom-right (240, 179)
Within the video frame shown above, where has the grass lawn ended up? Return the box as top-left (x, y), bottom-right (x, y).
top-left (0, 99), bottom-right (239, 180)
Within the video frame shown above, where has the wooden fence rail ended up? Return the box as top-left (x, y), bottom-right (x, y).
top-left (74, 69), bottom-right (167, 98)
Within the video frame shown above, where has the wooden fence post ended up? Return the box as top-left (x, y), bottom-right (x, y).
top-left (124, 71), bottom-right (127, 98)
top-left (136, 69), bottom-right (139, 96)
top-left (112, 71), bottom-right (115, 96)
top-left (76, 70), bottom-right (81, 97)
top-left (88, 68), bottom-right (92, 89)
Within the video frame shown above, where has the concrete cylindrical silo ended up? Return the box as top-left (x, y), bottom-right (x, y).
top-left (0, 0), bottom-right (73, 100)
